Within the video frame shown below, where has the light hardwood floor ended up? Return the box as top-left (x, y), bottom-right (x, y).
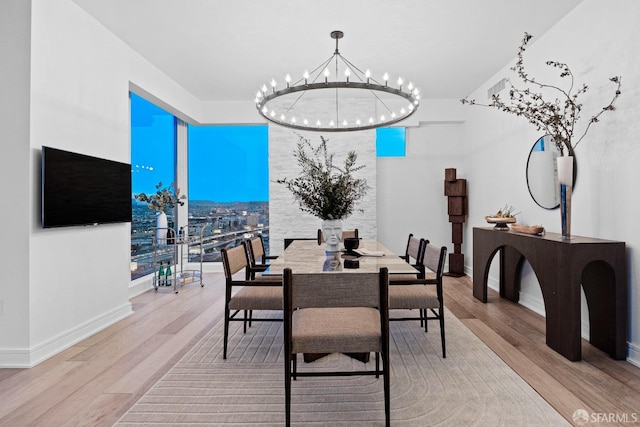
top-left (1, 273), bottom-right (638, 426)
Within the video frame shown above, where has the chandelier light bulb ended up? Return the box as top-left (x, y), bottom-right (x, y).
top-left (400, 108), bottom-right (406, 115)
top-left (262, 106), bottom-right (268, 114)
top-left (344, 69), bottom-right (351, 83)
top-left (324, 67), bottom-right (330, 83)
top-left (291, 117), bottom-right (296, 123)
top-left (329, 120), bottom-right (335, 127)
top-left (261, 84), bottom-right (267, 93)
top-left (380, 115), bottom-right (386, 122)
top-left (271, 78), bottom-right (277, 93)
top-left (303, 119), bottom-right (309, 125)
top-left (270, 110), bottom-right (276, 117)
top-left (285, 74), bottom-right (291, 87)
top-left (356, 119), bottom-right (361, 126)
top-left (280, 114), bottom-right (286, 120)
top-left (391, 112), bottom-right (397, 118)
top-left (365, 69), bottom-right (371, 83)
top-left (383, 73), bottom-right (389, 85)
top-left (303, 70), bottom-right (309, 84)
top-left (316, 120), bottom-right (321, 127)
top-left (369, 117), bottom-right (374, 124)
top-left (408, 81), bottom-right (414, 91)
top-left (342, 119), bottom-right (348, 127)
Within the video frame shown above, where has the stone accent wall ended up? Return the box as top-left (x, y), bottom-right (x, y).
top-left (268, 98), bottom-right (377, 254)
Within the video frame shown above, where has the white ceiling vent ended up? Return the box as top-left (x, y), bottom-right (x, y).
top-left (487, 78), bottom-right (507, 99)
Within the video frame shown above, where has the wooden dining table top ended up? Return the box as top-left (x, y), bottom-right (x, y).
top-left (262, 239), bottom-right (419, 275)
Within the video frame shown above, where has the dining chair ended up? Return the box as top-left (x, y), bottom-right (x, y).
top-left (221, 244), bottom-right (282, 360)
top-left (389, 241), bottom-right (448, 358)
top-left (245, 234), bottom-right (278, 280)
top-left (397, 233), bottom-right (427, 278)
top-left (283, 267), bottom-right (390, 427)
top-left (316, 228), bottom-right (359, 245)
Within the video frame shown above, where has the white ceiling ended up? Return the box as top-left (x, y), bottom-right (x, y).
top-left (72, 0), bottom-right (583, 102)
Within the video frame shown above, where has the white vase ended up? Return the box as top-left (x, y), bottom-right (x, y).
top-left (557, 156), bottom-right (573, 239)
top-left (321, 219), bottom-right (343, 253)
top-left (156, 211), bottom-right (168, 245)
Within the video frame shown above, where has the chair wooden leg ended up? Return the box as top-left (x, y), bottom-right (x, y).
top-left (223, 306), bottom-right (230, 360)
top-left (375, 352), bottom-right (380, 378)
top-left (383, 352), bottom-right (390, 427)
top-left (439, 308), bottom-right (446, 358)
top-left (423, 309), bottom-right (429, 332)
top-left (243, 310), bottom-right (248, 333)
top-left (285, 351), bottom-right (292, 426)
top-left (249, 309), bottom-right (253, 328)
top-left (292, 354), bottom-right (297, 380)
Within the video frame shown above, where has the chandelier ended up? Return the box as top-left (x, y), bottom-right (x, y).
top-left (254, 31), bottom-right (421, 132)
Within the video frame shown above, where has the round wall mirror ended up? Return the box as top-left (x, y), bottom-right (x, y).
top-left (526, 135), bottom-right (577, 209)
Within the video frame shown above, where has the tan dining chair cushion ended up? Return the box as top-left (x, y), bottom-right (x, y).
top-left (291, 307), bottom-right (381, 354)
top-left (389, 285), bottom-right (439, 310)
top-left (229, 286), bottom-right (282, 311)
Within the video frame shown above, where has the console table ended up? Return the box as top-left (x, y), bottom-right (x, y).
top-left (473, 227), bottom-right (627, 361)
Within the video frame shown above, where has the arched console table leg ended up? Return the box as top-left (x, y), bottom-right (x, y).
top-left (472, 227), bottom-right (627, 361)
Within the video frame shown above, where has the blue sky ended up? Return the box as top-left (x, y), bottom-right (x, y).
top-left (131, 93), bottom-right (269, 202)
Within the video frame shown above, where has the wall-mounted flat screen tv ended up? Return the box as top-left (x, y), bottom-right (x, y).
top-left (41, 146), bottom-right (132, 228)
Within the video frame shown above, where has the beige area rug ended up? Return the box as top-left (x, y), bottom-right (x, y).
top-left (115, 310), bottom-right (568, 426)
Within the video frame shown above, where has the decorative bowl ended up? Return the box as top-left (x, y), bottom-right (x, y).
top-left (485, 216), bottom-right (516, 230)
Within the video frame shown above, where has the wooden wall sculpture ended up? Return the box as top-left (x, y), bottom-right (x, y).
top-left (444, 168), bottom-right (466, 277)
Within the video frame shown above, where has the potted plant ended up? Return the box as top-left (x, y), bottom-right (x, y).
top-left (134, 182), bottom-right (186, 243)
top-left (276, 134), bottom-right (369, 252)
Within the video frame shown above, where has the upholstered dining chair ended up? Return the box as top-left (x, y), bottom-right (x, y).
top-left (397, 233), bottom-right (427, 278)
top-left (389, 242), bottom-right (448, 358)
top-left (245, 235), bottom-right (278, 280)
top-left (316, 228), bottom-right (359, 245)
top-left (221, 244), bottom-right (282, 359)
top-left (283, 267), bottom-right (390, 427)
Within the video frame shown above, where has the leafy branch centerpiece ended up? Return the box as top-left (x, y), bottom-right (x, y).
top-left (460, 32), bottom-right (622, 157)
top-left (135, 182), bottom-right (186, 243)
top-left (276, 134), bottom-right (369, 252)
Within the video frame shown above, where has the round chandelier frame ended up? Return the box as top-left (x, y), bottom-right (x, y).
top-left (255, 31), bottom-right (421, 132)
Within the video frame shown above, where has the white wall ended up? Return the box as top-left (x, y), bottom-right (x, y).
top-left (0, 0), bottom-right (203, 367)
top-left (458, 0), bottom-right (640, 365)
top-left (0, 0), bottom-right (32, 364)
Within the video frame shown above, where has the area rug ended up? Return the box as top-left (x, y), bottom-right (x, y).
top-left (115, 310), bottom-right (568, 426)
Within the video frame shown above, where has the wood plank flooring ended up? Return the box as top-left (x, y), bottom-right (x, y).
top-left (0, 273), bottom-right (638, 426)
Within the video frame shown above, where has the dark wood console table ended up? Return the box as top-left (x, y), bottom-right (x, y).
top-left (473, 227), bottom-right (627, 361)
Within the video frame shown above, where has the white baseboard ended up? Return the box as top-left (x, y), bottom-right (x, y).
top-left (627, 342), bottom-right (640, 368)
top-left (0, 302), bottom-right (133, 368)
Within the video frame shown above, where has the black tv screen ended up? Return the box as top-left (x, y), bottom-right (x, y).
top-left (41, 146), bottom-right (132, 228)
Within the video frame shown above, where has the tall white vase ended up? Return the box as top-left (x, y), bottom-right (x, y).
top-left (557, 156), bottom-right (573, 239)
top-left (321, 219), bottom-right (343, 253)
top-left (156, 211), bottom-right (168, 245)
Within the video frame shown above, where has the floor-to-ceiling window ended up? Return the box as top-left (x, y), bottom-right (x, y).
top-left (187, 125), bottom-right (269, 262)
top-left (130, 93), bottom-right (177, 279)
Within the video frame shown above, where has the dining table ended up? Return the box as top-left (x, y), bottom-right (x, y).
top-left (262, 239), bottom-right (420, 276)
top-left (262, 238), bottom-right (419, 363)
